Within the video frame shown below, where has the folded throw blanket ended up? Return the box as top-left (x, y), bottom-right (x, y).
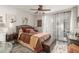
top-left (29, 33), bottom-right (50, 52)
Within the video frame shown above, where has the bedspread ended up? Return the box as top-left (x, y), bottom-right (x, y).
top-left (18, 29), bottom-right (50, 52)
top-left (29, 33), bottom-right (50, 52)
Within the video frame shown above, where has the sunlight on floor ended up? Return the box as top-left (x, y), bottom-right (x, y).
top-left (51, 41), bottom-right (68, 53)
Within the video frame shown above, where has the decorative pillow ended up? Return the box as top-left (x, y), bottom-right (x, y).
top-left (27, 29), bottom-right (35, 33)
top-left (22, 27), bottom-right (27, 32)
top-left (25, 29), bottom-right (31, 33)
top-left (25, 29), bottom-right (35, 33)
top-left (22, 27), bottom-right (33, 33)
top-left (17, 29), bottom-right (23, 40)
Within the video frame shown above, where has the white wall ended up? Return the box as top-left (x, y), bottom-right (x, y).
top-left (70, 6), bottom-right (78, 34)
top-left (78, 6), bottom-right (79, 16)
top-left (33, 14), bottom-right (43, 32)
top-left (0, 6), bottom-right (35, 34)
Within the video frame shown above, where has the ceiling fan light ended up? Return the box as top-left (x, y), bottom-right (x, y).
top-left (37, 11), bottom-right (45, 15)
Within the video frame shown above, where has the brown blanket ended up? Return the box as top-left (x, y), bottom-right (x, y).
top-left (30, 36), bottom-right (43, 52)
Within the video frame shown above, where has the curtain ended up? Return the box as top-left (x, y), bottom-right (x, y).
top-left (70, 7), bottom-right (78, 34)
top-left (56, 12), bottom-right (71, 41)
top-left (43, 11), bottom-right (71, 41)
top-left (42, 14), bottom-right (54, 39)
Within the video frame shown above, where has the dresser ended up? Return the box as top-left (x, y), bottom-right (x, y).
top-left (0, 27), bottom-right (13, 52)
top-left (68, 35), bottom-right (79, 45)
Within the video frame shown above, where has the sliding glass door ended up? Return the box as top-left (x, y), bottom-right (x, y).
top-left (56, 12), bottom-right (71, 41)
top-left (43, 11), bottom-right (71, 41)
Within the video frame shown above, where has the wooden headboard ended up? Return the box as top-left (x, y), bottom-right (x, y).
top-left (16, 25), bottom-right (38, 34)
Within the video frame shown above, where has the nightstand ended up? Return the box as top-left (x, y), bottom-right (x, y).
top-left (6, 33), bottom-right (18, 42)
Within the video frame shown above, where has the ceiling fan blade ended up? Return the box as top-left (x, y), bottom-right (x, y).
top-left (30, 9), bottom-right (38, 10)
top-left (34, 11), bottom-right (45, 15)
top-left (34, 11), bottom-right (38, 14)
top-left (41, 9), bottom-right (51, 11)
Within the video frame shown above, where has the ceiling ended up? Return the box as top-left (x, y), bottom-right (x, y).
top-left (8, 5), bottom-right (74, 14)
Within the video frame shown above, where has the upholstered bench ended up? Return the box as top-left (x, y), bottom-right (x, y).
top-left (42, 39), bottom-right (56, 53)
top-left (68, 43), bottom-right (79, 53)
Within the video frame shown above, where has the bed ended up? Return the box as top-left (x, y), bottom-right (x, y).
top-left (16, 25), bottom-right (52, 52)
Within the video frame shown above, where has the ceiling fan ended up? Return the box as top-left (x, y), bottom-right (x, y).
top-left (30, 5), bottom-right (51, 11)
top-left (30, 5), bottom-right (51, 14)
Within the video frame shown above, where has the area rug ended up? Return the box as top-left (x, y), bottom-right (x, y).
top-left (11, 41), bottom-right (68, 53)
top-left (11, 44), bottom-right (34, 53)
top-left (51, 41), bottom-right (68, 53)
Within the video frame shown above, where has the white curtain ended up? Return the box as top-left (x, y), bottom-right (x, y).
top-left (56, 12), bottom-right (71, 41)
top-left (42, 14), bottom-right (54, 39)
top-left (70, 7), bottom-right (78, 34)
top-left (43, 12), bottom-right (71, 41)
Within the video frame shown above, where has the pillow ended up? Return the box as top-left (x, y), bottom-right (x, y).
top-left (22, 27), bottom-right (32, 33)
top-left (22, 27), bottom-right (26, 32)
top-left (25, 29), bottom-right (35, 33)
top-left (17, 29), bottom-right (23, 40)
top-left (27, 29), bottom-right (35, 33)
top-left (25, 29), bottom-right (31, 33)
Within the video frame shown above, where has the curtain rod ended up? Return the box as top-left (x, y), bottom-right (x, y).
top-left (53, 11), bottom-right (71, 15)
top-left (45, 9), bottom-right (71, 15)
top-left (45, 6), bottom-right (77, 15)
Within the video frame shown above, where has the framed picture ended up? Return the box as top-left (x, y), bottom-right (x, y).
top-left (37, 20), bottom-right (42, 27)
